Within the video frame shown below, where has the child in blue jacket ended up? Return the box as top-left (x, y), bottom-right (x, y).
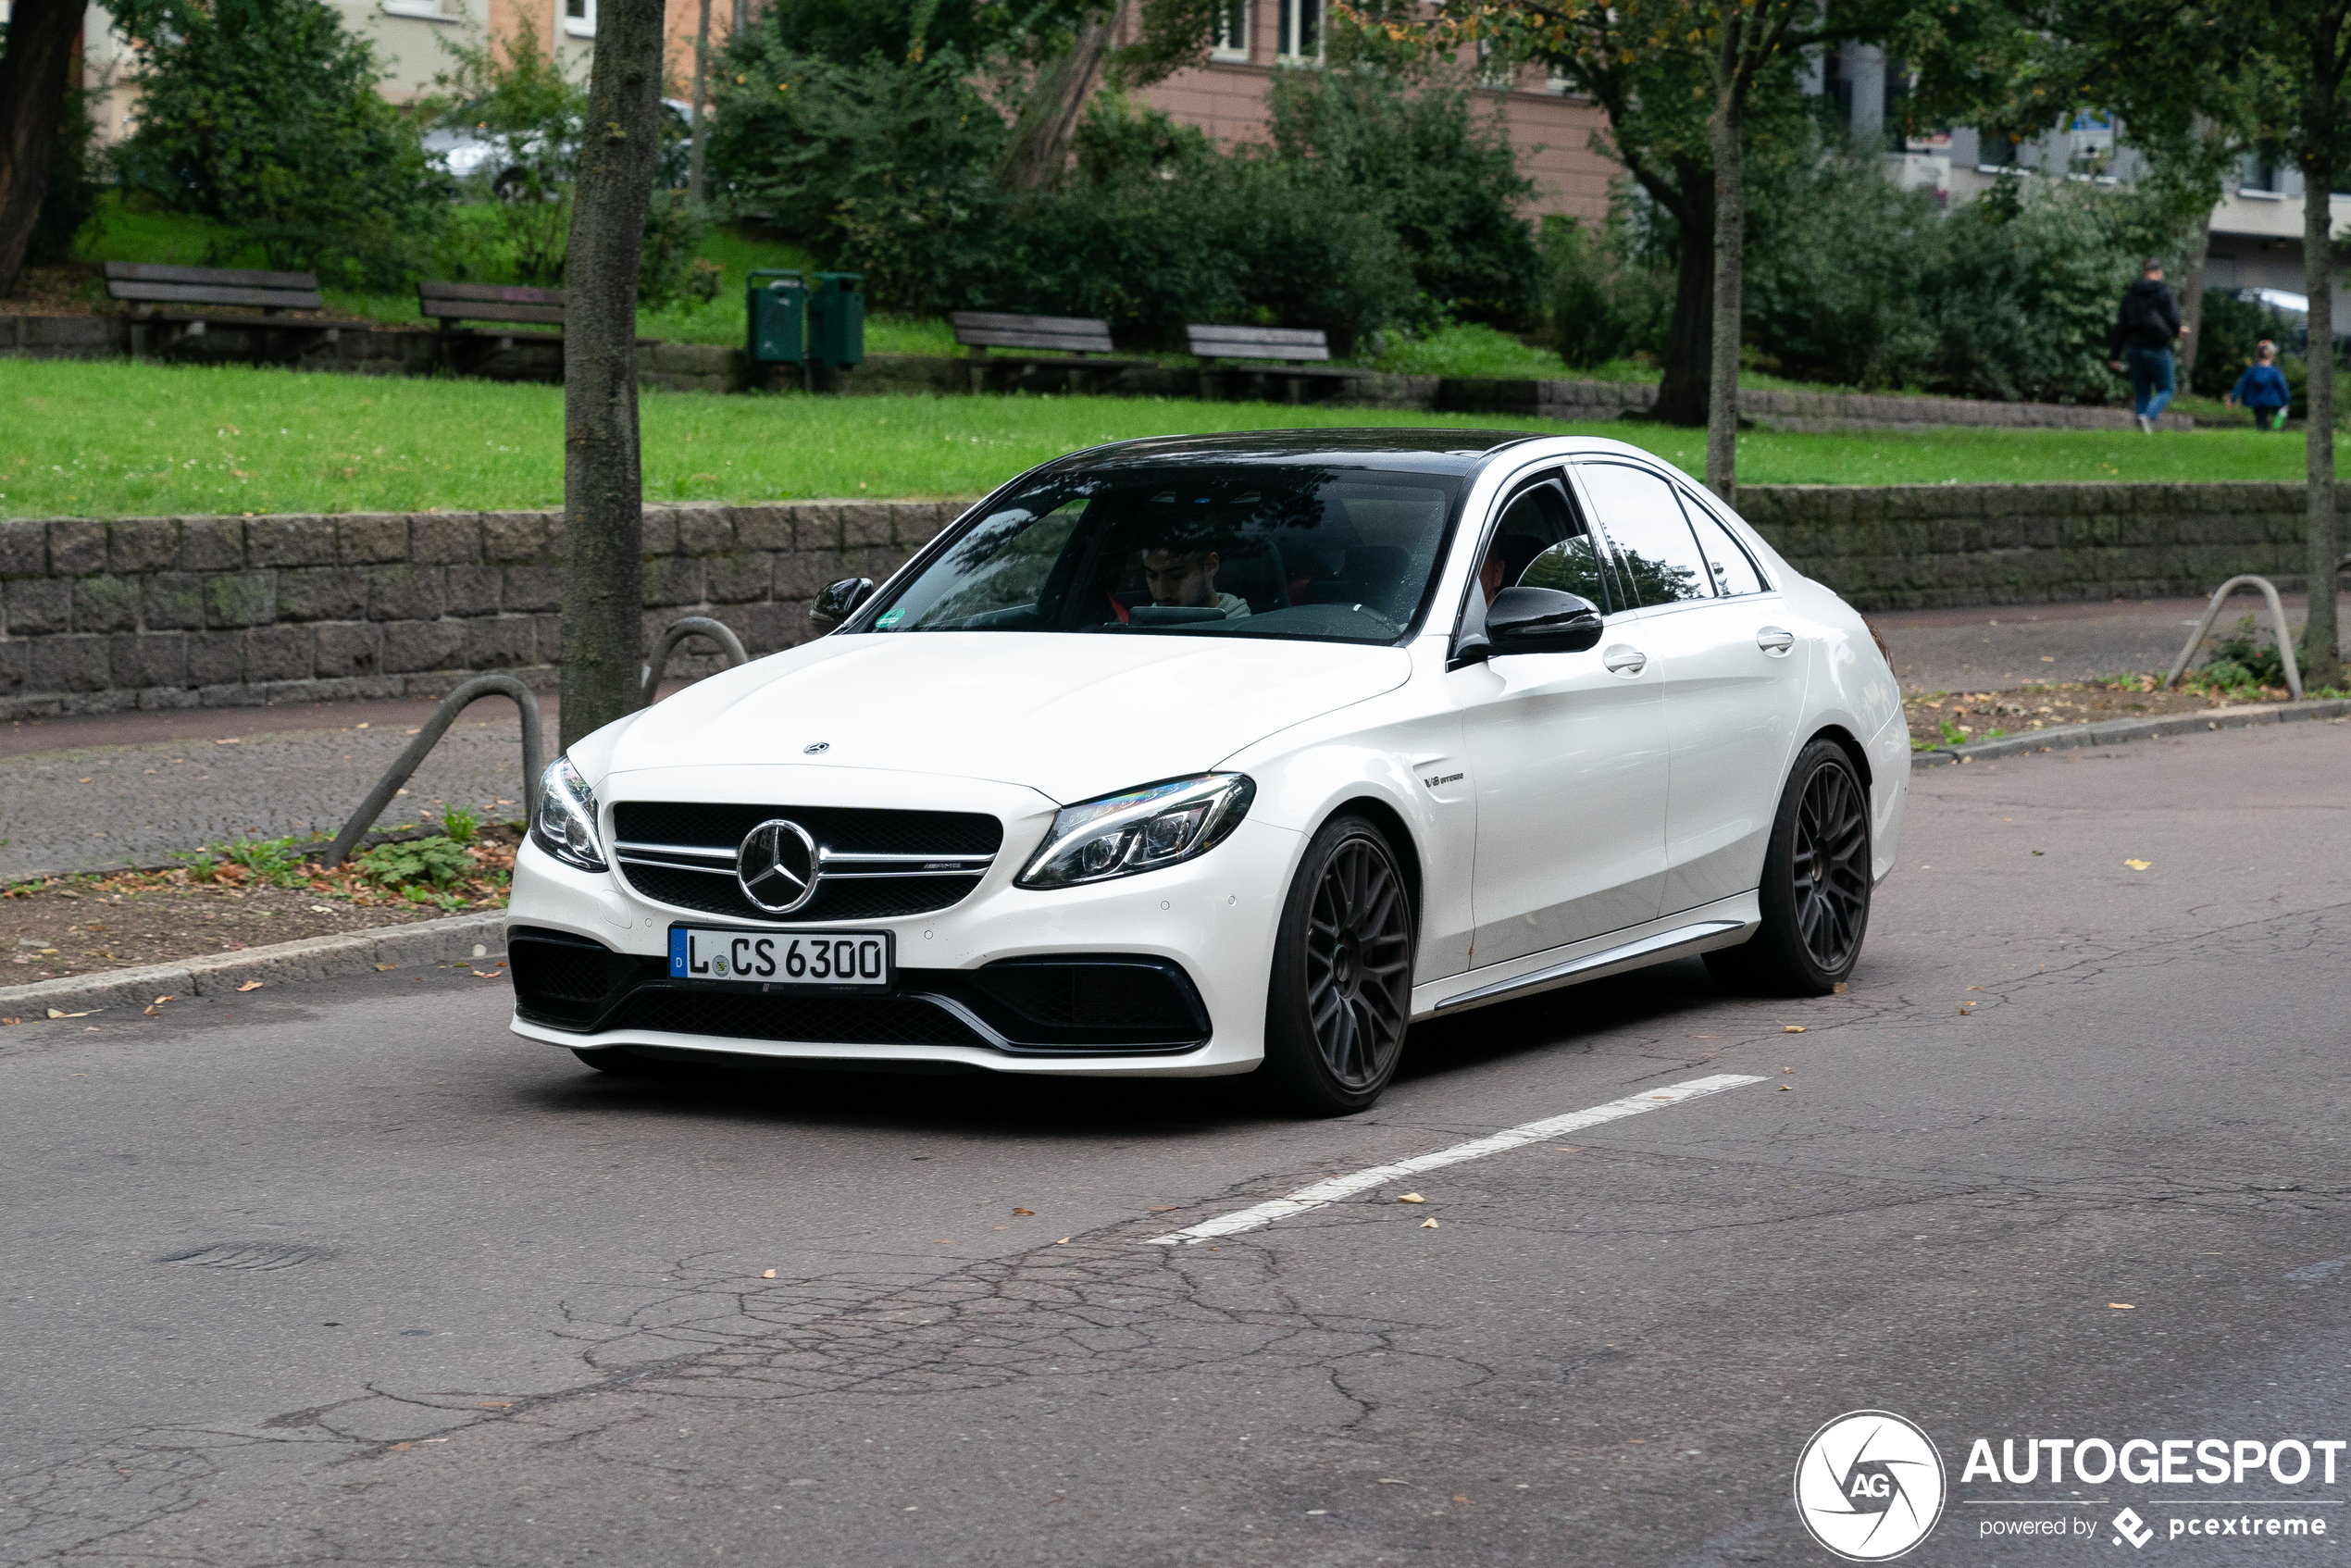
top-left (2227, 341), bottom-right (2292, 431)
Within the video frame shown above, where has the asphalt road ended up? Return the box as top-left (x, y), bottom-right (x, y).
top-left (2, 720), bottom-right (2347, 1566)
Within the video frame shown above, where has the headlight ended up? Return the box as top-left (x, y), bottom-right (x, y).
top-left (1017, 774), bottom-right (1254, 890)
top-left (529, 755), bottom-right (607, 872)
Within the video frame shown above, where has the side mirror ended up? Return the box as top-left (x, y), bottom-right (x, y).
top-left (1486, 586), bottom-right (1603, 654)
top-left (809, 577), bottom-right (876, 635)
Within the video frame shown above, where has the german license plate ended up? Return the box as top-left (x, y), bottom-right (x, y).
top-left (667, 926), bottom-right (892, 989)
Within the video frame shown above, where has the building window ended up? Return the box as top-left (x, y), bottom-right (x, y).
top-left (1276, 0), bottom-right (1321, 62)
top-left (2241, 152), bottom-right (2280, 193)
top-left (1211, 0), bottom-right (1249, 60)
top-left (564, 0), bottom-right (593, 36)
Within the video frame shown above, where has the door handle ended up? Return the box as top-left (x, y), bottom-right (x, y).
top-left (1756, 627), bottom-right (1796, 655)
top-left (1602, 644), bottom-right (1647, 676)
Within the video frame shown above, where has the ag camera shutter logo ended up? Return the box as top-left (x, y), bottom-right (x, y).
top-left (1795, 1410), bottom-right (1948, 1562)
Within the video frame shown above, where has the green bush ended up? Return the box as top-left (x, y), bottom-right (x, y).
top-left (423, 16), bottom-right (582, 286)
top-left (355, 835), bottom-right (475, 889)
top-left (1537, 214), bottom-right (1671, 368)
top-left (108, 0), bottom-right (444, 287)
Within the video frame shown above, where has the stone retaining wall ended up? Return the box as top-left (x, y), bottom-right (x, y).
top-left (0, 501), bottom-right (960, 720)
top-left (0, 483), bottom-right (2320, 717)
top-left (3, 310), bottom-right (2183, 429)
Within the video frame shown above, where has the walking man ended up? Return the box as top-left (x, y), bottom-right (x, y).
top-left (2109, 258), bottom-right (2185, 433)
top-left (2226, 340), bottom-right (2293, 431)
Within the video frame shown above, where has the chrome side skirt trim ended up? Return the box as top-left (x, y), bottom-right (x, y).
top-left (1429, 918), bottom-right (1749, 1015)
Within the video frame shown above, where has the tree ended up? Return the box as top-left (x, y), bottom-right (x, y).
top-left (106, 0), bottom-right (442, 286)
top-left (557, 0), bottom-right (670, 748)
top-left (0, 0), bottom-right (83, 296)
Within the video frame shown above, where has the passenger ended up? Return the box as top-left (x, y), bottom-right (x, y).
top-left (1142, 546), bottom-right (1251, 619)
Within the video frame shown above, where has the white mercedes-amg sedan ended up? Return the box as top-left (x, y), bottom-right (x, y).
top-left (506, 430), bottom-right (1907, 1114)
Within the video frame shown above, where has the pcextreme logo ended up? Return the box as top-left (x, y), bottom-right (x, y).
top-left (1794, 1411), bottom-right (1950, 1562)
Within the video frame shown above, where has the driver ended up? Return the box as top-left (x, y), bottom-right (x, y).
top-left (1141, 546), bottom-right (1251, 619)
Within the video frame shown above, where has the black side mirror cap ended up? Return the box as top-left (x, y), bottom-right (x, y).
top-left (809, 577), bottom-right (876, 635)
top-left (1486, 586), bottom-right (1604, 654)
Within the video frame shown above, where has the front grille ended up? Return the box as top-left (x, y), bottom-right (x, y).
top-left (621, 865), bottom-right (986, 924)
top-left (610, 802), bottom-right (1006, 924)
top-left (609, 988), bottom-right (991, 1049)
top-left (613, 803), bottom-right (1002, 857)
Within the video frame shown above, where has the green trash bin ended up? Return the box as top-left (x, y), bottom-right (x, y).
top-left (746, 269), bottom-right (807, 366)
top-left (808, 272), bottom-right (865, 369)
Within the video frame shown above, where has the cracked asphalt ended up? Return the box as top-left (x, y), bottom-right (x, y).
top-left (1, 720), bottom-right (2347, 1565)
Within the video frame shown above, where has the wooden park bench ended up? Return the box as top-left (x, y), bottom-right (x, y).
top-left (948, 311), bottom-right (1155, 393)
top-left (417, 280), bottom-right (567, 373)
top-left (1187, 323), bottom-right (1375, 404)
top-left (103, 262), bottom-right (342, 360)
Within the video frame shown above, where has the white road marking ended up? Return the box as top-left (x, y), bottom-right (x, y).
top-left (1144, 1073), bottom-right (1769, 1245)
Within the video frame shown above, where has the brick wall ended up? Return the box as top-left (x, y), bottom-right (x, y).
top-left (0, 502), bottom-right (961, 721)
top-left (0, 484), bottom-right (2323, 717)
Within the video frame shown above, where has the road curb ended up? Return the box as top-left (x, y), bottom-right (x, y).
top-left (1909, 695), bottom-right (2351, 770)
top-left (0, 910), bottom-right (508, 1021)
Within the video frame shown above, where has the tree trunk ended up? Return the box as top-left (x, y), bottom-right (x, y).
top-left (1649, 171), bottom-right (1716, 427)
top-left (687, 0), bottom-right (712, 206)
top-left (1705, 36), bottom-right (1747, 502)
top-left (0, 0), bottom-right (83, 298)
top-left (2176, 205), bottom-right (2211, 392)
top-left (557, 0), bottom-right (667, 750)
top-left (2302, 134), bottom-right (2344, 689)
top-left (997, 14), bottom-right (1115, 193)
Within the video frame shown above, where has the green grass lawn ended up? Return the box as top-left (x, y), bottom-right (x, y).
top-left (1, 358), bottom-right (2324, 520)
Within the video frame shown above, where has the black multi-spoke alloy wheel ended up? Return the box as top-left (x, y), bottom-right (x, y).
top-left (1704, 738), bottom-right (1873, 997)
top-left (1261, 815), bottom-right (1417, 1115)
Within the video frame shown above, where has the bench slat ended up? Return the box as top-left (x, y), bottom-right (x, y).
top-left (1188, 323), bottom-right (1333, 361)
top-left (955, 327), bottom-right (1116, 354)
top-left (418, 280), bottom-right (566, 305)
top-left (104, 260), bottom-right (318, 290)
top-left (108, 280), bottom-right (326, 311)
top-left (420, 299), bottom-right (568, 326)
top-left (950, 311), bottom-right (1113, 334)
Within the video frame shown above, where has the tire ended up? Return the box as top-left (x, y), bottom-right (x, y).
top-left (1258, 815), bottom-right (1417, 1115)
top-left (1704, 738), bottom-right (1873, 997)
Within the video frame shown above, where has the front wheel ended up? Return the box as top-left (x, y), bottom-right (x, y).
top-left (1259, 815), bottom-right (1417, 1115)
top-left (1704, 739), bottom-right (1873, 997)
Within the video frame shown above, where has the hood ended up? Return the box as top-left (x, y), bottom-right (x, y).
top-left (601, 632), bottom-right (1413, 804)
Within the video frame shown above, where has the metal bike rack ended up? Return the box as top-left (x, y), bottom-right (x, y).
top-left (640, 615), bottom-right (749, 706)
top-left (2162, 574), bottom-right (2304, 702)
top-left (323, 674), bottom-right (547, 867)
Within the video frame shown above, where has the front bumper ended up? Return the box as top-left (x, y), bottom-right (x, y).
top-left (504, 804), bottom-right (1300, 1078)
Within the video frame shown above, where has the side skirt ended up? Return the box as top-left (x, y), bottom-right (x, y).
top-left (1411, 891), bottom-right (1760, 1022)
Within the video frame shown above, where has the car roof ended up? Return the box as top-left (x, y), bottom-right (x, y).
top-left (1046, 429), bottom-right (1547, 478)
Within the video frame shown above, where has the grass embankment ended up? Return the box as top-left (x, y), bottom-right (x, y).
top-left (1, 358), bottom-right (2323, 519)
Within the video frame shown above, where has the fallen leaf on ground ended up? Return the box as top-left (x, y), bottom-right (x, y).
top-left (478, 1401), bottom-right (512, 1409)
top-left (386, 1442), bottom-right (411, 1452)
top-left (1783, 1026), bottom-right (1806, 1033)
top-left (214, 737), bottom-right (241, 745)
top-left (1831, 982), bottom-right (1848, 994)
top-left (1378, 1478), bottom-right (1408, 1486)
top-left (1012, 1207), bottom-right (1035, 1216)
top-left (1419, 1217), bottom-right (1439, 1228)
top-left (1148, 1205), bottom-right (1178, 1213)
top-left (1778, 1084), bottom-right (1793, 1091)
top-left (761, 1269), bottom-right (776, 1278)
top-left (2108, 1302), bottom-right (2135, 1310)
top-left (1452, 1495), bottom-right (1472, 1504)
top-left (2124, 859), bottom-right (2151, 870)
top-left (45, 1008), bottom-right (94, 1019)
top-left (1054, 1238), bottom-right (1072, 1245)
top-left (1397, 1193), bottom-right (1425, 1204)
top-left (373, 964), bottom-right (398, 973)
top-left (236, 980), bottom-right (265, 992)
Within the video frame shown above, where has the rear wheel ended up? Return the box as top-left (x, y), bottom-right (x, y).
top-left (1259, 815), bottom-right (1416, 1115)
top-left (1704, 739), bottom-right (1872, 997)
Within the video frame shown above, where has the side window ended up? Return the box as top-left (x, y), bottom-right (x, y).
top-left (1574, 462), bottom-right (1713, 606)
top-left (1678, 492), bottom-right (1768, 596)
top-left (1484, 476), bottom-right (1615, 612)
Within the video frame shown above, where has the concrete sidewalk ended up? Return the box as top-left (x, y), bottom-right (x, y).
top-left (4, 591), bottom-right (2345, 881)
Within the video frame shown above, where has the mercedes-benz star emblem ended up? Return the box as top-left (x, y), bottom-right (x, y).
top-left (737, 818), bottom-right (821, 914)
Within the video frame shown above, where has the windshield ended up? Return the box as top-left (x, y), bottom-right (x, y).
top-left (862, 466), bottom-right (1465, 644)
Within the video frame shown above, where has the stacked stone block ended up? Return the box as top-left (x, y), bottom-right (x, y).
top-left (0, 501), bottom-right (960, 720)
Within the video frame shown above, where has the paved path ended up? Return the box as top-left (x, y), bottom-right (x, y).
top-left (2, 721), bottom-right (2345, 1565)
top-left (1872, 588), bottom-right (2351, 693)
